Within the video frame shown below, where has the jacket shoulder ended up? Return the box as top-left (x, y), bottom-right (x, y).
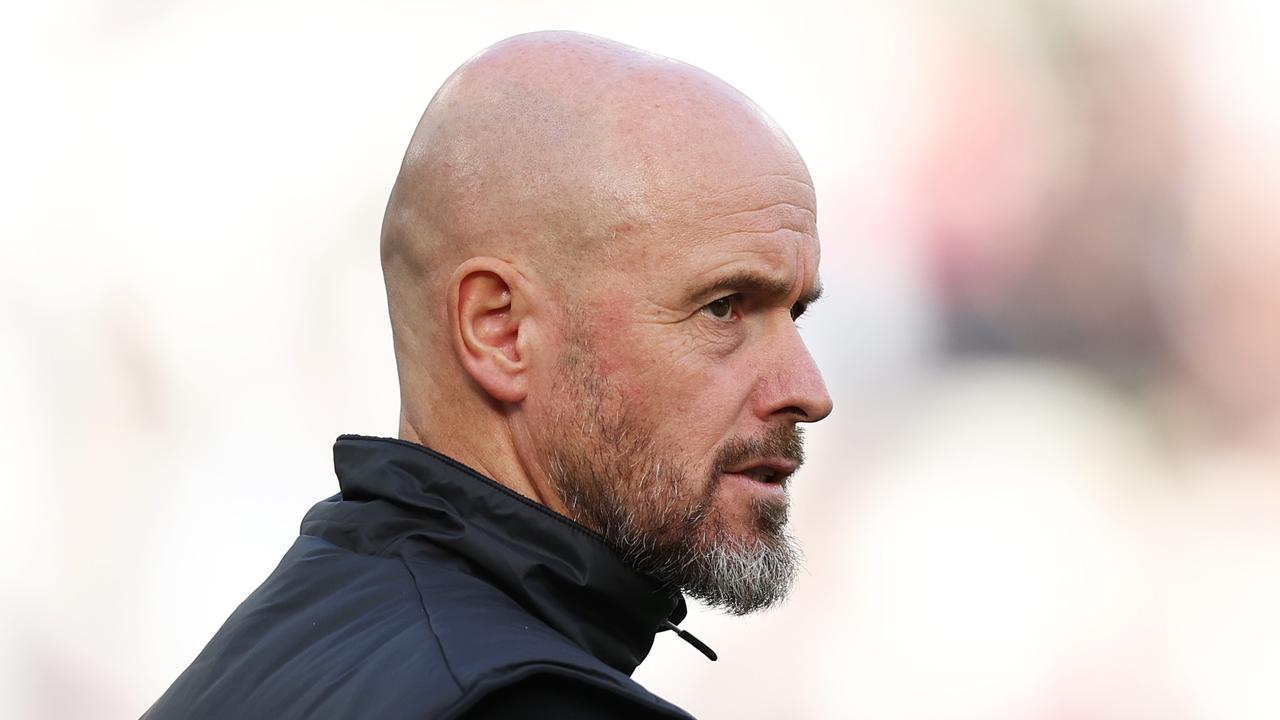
top-left (147, 536), bottom-right (453, 719)
top-left (453, 668), bottom-right (694, 720)
top-left (146, 535), bottom-right (687, 720)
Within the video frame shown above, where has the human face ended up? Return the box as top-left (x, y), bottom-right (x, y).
top-left (540, 158), bottom-right (833, 613)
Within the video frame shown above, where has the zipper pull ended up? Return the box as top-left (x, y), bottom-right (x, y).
top-left (661, 619), bottom-right (717, 661)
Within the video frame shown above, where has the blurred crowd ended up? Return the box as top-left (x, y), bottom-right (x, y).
top-left (642, 2), bottom-right (1280, 717)
top-left (918, 0), bottom-right (1280, 450)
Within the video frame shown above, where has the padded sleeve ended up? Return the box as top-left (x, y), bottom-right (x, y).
top-left (459, 673), bottom-right (675, 719)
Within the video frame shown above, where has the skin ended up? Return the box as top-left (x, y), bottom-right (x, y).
top-left (381, 32), bottom-right (832, 601)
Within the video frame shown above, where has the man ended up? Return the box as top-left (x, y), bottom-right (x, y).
top-left (146, 31), bottom-right (831, 719)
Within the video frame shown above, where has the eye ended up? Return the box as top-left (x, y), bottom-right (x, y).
top-left (701, 295), bottom-right (738, 322)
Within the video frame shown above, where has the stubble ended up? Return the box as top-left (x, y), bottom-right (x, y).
top-left (544, 335), bottom-right (805, 615)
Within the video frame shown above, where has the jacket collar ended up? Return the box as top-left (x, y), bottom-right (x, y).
top-left (308, 434), bottom-right (686, 676)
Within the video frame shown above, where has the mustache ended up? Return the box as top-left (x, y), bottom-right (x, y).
top-left (712, 425), bottom-right (806, 477)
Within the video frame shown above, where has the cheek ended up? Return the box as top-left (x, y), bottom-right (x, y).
top-left (586, 311), bottom-right (759, 442)
top-left (613, 348), bottom-right (758, 460)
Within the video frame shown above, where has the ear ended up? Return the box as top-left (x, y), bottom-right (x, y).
top-left (448, 257), bottom-right (533, 404)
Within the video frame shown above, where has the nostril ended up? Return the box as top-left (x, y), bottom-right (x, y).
top-left (780, 405), bottom-right (809, 421)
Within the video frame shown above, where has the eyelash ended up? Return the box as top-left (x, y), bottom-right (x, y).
top-left (700, 295), bottom-right (808, 322)
top-left (702, 295), bottom-right (739, 322)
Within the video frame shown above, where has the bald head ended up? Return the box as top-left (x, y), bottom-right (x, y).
top-left (385, 34), bottom-right (801, 306)
top-left (383, 34), bottom-right (646, 289)
top-left (382, 31), bottom-right (813, 455)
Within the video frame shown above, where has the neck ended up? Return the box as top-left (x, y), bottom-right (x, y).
top-left (398, 406), bottom-right (573, 519)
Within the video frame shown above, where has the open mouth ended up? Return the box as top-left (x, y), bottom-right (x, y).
top-left (741, 466), bottom-right (783, 484)
top-left (725, 459), bottom-right (798, 487)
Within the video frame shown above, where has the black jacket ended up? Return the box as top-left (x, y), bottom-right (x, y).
top-left (144, 435), bottom-right (697, 719)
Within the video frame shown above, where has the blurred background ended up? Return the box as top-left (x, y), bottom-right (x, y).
top-left (3, 0), bottom-right (1279, 717)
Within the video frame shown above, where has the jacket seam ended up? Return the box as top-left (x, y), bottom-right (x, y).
top-left (397, 555), bottom-right (465, 695)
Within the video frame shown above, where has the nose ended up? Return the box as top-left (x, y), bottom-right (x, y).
top-left (755, 324), bottom-right (834, 424)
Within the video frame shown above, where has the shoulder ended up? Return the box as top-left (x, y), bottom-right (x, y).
top-left (148, 535), bottom-right (687, 719)
top-left (455, 669), bottom-right (693, 720)
top-left (146, 536), bottom-right (450, 719)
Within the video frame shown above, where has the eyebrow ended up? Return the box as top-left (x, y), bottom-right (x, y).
top-left (698, 271), bottom-right (824, 316)
top-left (793, 279), bottom-right (823, 319)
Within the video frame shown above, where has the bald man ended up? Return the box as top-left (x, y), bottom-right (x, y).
top-left (146, 31), bottom-right (831, 720)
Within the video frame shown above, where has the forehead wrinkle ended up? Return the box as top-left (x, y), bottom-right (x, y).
top-left (709, 200), bottom-right (815, 219)
top-left (660, 225), bottom-right (810, 265)
top-left (685, 175), bottom-right (815, 216)
top-left (661, 171), bottom-right (817, 243)
top-left (701, 203), bottom-right (817, 239)
top-left (699, 172), bottom-right (815, 203)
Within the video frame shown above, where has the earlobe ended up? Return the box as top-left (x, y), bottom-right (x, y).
top-left (449, 258), bottom-right (530, 404)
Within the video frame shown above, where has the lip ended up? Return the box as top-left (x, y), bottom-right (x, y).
top-left (721, 457), bottom-right (800, 486)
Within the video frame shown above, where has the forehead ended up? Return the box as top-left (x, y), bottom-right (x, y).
top-left (641, 166), bottom-right (820, 275)
top-left (583, 57), bottom-right (821, 270)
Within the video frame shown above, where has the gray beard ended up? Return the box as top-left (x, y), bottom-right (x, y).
top-left (545, 342), bottom-right (804, 614)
